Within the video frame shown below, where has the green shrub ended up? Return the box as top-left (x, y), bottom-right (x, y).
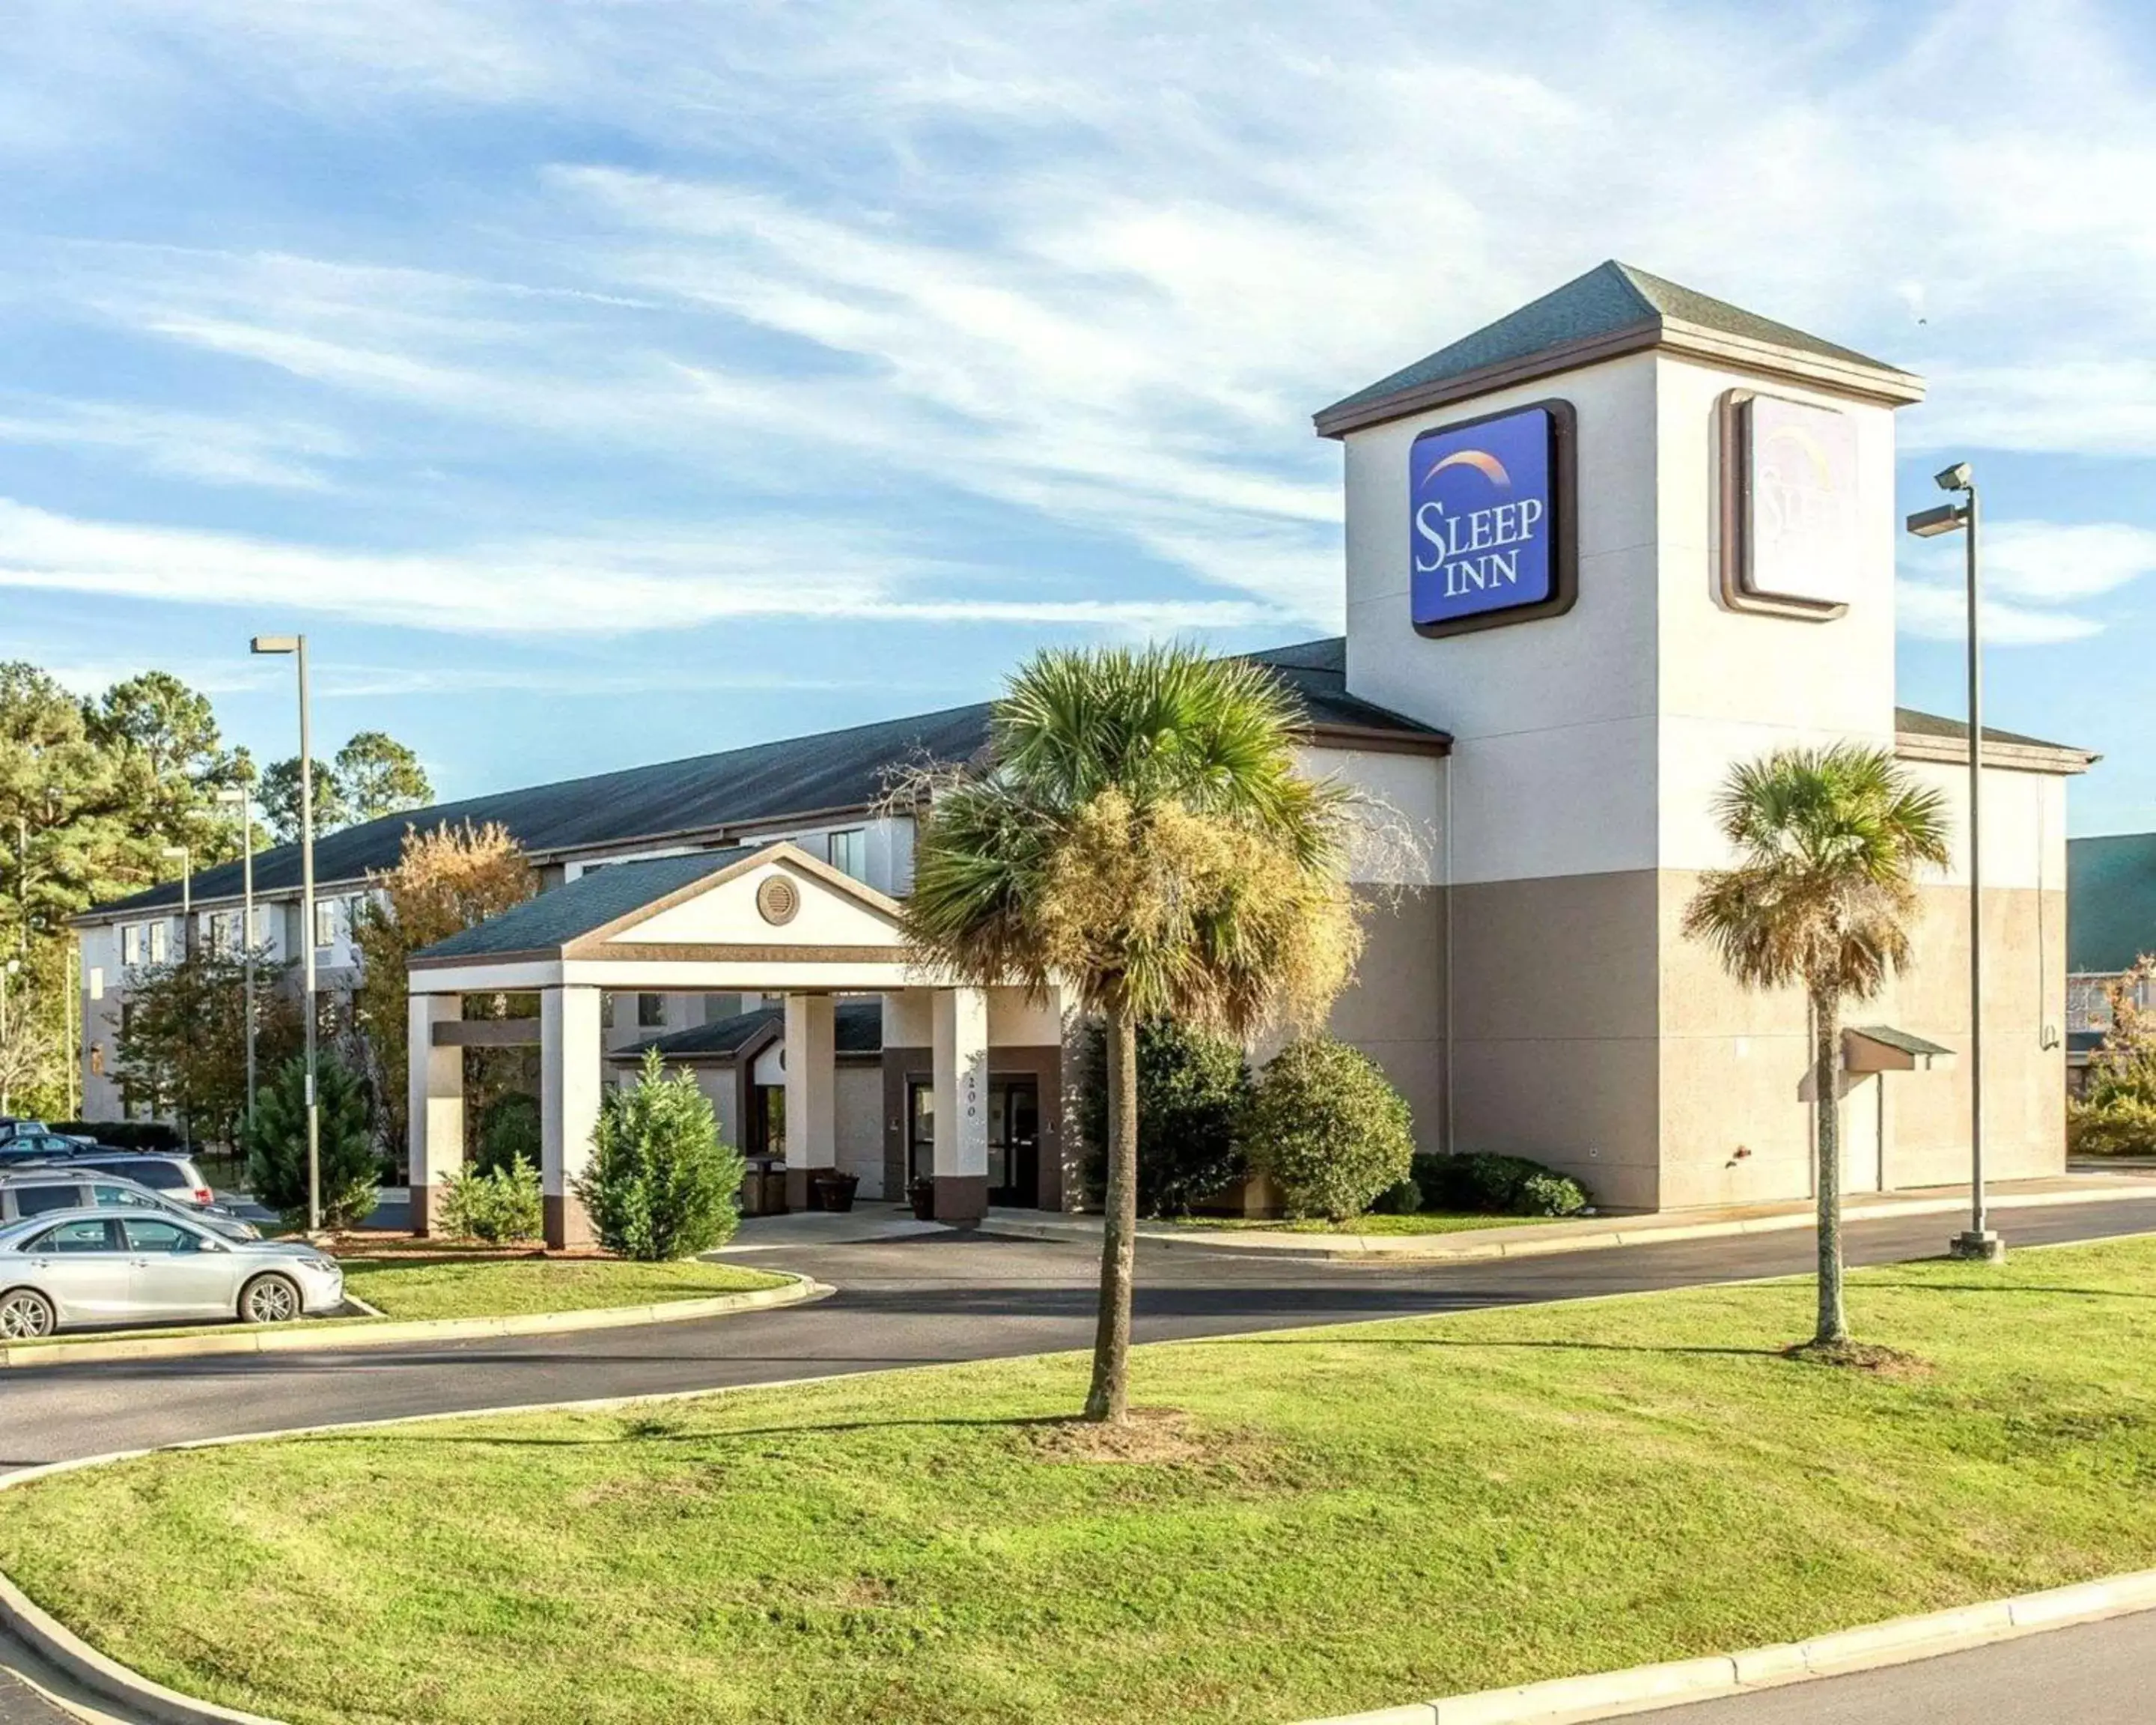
top-left (243, 1055), bottom-right (380, 1229)
top-left (2068, 1095), bottom-right (2156, 1158)
top-left (50, 1120), bottom-right (183, 1153)
top-left (1078, 1017), bottom-right (1252, 1217)
top-left (575, 1048), bottom-right (746, 1260)
top-left (1410, 1150), bottom-right (1592, 1217)
top-left (1369, 1175), bottom-right (1424, 1215)
top-left (439, 1155), bottom-right (543, 1242)
top-left (1240, 1036), bottom-right (1413, 1222)
top-left (474, 1091), bottom-right (541, 1178)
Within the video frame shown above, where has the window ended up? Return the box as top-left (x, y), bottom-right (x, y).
top-left (313, 897), bottom-right (340, 949)
top-left (826, 828), bottom-right (867, 880)
top-left (87, 966), bottom-right (104, 1002)
top-left (27, 1218), bottom-right (120, 1254)
top-left (92, 1184), bottom-right (157, 1211)
top-left (147, 920), bottom-right (169, 964)
top-left (121, 925), bottom-right (144, 967)
top-left (15, 1184), bottom-right (88, 1217)
top-left (124, 1217), bottom-right (201, 1253)
top-left (208, 910), bottom-right (240, 955)
top-left (600, 994), bottom-right (617, 1031)
top-left (638, 994), bottom-right (666, 1029)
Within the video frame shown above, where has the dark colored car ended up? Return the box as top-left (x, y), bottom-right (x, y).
top-left (0, 1131), bottom-right (90, 1166)
top-left (0, 1169), bottom-right (260, 1241)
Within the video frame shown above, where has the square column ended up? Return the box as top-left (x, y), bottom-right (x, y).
top-left (408, 993), bottom-right (464, 1237)
top-left (782, 993), bottom-right (838, 1208)
top-left (541, 985), bottom-right (604, 1249)
top-left (932, 986), bottom-right (990, 1223)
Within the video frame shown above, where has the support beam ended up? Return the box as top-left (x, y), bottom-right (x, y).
top-left (408, 993), bottom-right (464, 1237)
top-left (931, 986), bottom-right (990, 1223)
top-left (782, 993), bottom-right (838, 1208)
top-left (540, 985), bottom-right (604, 1248)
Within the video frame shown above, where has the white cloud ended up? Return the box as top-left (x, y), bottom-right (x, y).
top-left (1895, 582), bottom-right (2105, 647)
top-left (1897, 517), bottom-right (2156, 646)
top-left (0, 498), bottom-right (1285, 636)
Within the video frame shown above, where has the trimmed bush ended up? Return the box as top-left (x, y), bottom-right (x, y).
top-left (575, 1048), bottom-right (746, 1260)
top-left (1078, 1017), bottom-right (1252, 1217)
top-left (49, 1120), bottom-right (182, 1153)
top-left (2068, 1095), bottom-right (2156, 1158)
top-left (1369, 1175), bottom-right (1425, 1215)
top-left (439, 1155), bottom-right (543, 1243)
top-left (1240, 1036), bottom-right (1413, 1222)
top-left (243, 1055), bottom-right (380, 1229)
top-left (1410, 1150), bottom-right (1592, 1217)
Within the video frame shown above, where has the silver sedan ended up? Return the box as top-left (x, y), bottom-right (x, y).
top-left (0, 1208), bottom-right (344, 1339)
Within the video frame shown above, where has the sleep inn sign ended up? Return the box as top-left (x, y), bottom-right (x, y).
top-left (1409, 398), bottom-right (1577, 636)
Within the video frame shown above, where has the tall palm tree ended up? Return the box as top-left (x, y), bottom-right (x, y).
top-left (904, 644), bottom-right (1360, 1422)
top-left (1682, 744), bottom-right (1949, 1349)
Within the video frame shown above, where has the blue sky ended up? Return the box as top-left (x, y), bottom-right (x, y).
top-left (1, 1), bottom-right (2152, 833)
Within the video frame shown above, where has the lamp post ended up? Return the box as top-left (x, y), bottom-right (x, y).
top-left (252, 633), bottom-right (320, 1234)
top-left (159, 844), bottom-right (192, 1152)
top-left (0, 956), bottom-right (17, 1115)
top-left (1907, 461), bottom-right (2004, 1265)
top-left (216, 787), bottom-right (258, 1132)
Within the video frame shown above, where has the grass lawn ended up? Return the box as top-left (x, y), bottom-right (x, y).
top-left (1170, 1210), bottom-right (1556, 1236)
top-left (8, 1251), bottom-right (788, 1349)
top-left (8, 1238), bottom-right (2156, 1725)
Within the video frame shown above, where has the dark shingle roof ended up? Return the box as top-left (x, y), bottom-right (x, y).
top-left (611, 1000), bottom-right (883, 1063)
top-left (1316, 261), bottom-right (1913, 433)
top-left (86, 640), bottom-right (1440, 919)
top-left (413, 848), bottom-right (752, 961)
top-left (1892, 708), bottom-right (2083, 754)
top-left (2069, 833), bottom-right (2156, 976)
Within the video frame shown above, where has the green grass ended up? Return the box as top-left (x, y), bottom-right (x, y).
top-left (9, 1239), bottom-right (2156, 1725)
top-left (1169, 1210), bottom-right (1553, 1235)
top-left (341, 1253), bottom-right (788, 1321)
top-left (9, 1253), bottom-right (788, 1348)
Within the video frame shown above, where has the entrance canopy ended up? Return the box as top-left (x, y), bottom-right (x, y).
top-left (406, 842), bottom-right (1012, 1244)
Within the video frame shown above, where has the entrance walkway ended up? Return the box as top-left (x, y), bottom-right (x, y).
top-left (704, 1207), bottom-right (954, 1253)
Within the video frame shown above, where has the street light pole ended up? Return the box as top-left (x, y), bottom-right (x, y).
top-left (1907, 461), bottom-right (2004, 1265)
top-left (0, 957), bottom-right (17, 1115)
top-left (160, 844), bottom-right (192, 1153)
top-left (253, 634), bottom-right (320, 1233)
top-left (216, 787), bottom-right (258, 1132)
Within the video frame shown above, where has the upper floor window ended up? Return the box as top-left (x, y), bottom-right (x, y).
top-left (638, 994), bottom-right (666, 1029)
top-left (314, 897), bottom-right (340, 949)
top-left (826, 828), bottom-right (867, 881)
top-left (208, 910), bottom-right (240, 955)
top-left (121, 924), bottom-right (143, 967)
top-left (147, 921), bottom-right (169, 964)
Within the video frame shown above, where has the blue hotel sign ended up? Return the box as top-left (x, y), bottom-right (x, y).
top-left (1408, 399), bottom-right (1577, 636)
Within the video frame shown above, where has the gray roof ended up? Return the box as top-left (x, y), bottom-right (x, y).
top-left (2069, 833), bottom-right (2156, 976)
top-left (413, 848), bottom-right (752, 961)
top-left (611, 1000), bottom-right (883, 1062)
top-left (86, 639), bottom-right (1443, 920)
top-left (1316, 261), bottom-right (1909, 433)
top-left (1849, 1024), bottom-right (1955, 1059)
top-left (1891, 708), bottom-right (2084, 756)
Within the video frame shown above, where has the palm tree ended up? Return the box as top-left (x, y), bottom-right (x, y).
top-left (1682, 744), bottom-right (1949, 1350)
top-left (903, 644), bottom-right (1361, 1422)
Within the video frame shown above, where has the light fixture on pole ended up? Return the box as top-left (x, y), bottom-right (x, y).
top-left (1906, 460), bottom-right (2003, 1265)
top-left (252, 633), bottom-right (320, 1235)
top-left (216, 786), bottom-right (258, 1132)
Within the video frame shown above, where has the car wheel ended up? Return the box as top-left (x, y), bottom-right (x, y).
top-left (0, 1287), bottom-right (57, 1340)
top-left (239, 1274), bottom-right (302, 1325)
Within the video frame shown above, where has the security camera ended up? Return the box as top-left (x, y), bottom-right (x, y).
top-left (1934, 461), bottom-right (1973, 492)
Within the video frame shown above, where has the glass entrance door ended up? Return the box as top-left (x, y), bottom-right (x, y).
top-left (987, 1077), bottom-right (1039, 1208)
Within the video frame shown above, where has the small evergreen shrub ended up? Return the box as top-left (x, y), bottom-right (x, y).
top-left (1078, 1017), bottom-right (1252, 1216)
top-left (2067, 1095), bottom-right (2156, 1158)
top-left (243, 1055), bottom-right (380, 1229)
top-left (575, 1049), bottom-right (746, 1260)
top-left (439, 1155), bottom-right (543, 1242)
top-left (1369, 1175), bottom-right (1425, 1215)
top-left (1410, 1150), bottom-right (1592, 1217)
top-left (1240, 1036), bottom-right (1414, 1222)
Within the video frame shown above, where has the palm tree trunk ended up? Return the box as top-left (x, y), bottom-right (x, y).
top-left (1812, 991), bottom-right (1849, 1346)
top-left (1083, 1005), bottom-right (1138, 1423)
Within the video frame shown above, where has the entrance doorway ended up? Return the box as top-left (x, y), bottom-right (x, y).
top-left (904, 1074), bottom-right (1041, 1208)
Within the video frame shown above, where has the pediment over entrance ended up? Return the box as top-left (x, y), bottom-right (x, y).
top-left (597, 845), bottom-right (904, 955)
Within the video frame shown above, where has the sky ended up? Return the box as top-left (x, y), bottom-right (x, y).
top-left (1, 1), bottom-right (2152, 835)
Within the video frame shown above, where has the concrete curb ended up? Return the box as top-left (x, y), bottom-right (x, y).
top-left (1302, 1572), bottom-right (2156, 1725)
top-left (0, 1273), bottom-right (828, 1371)
top-left (985, 1181), bottom-right (2156, 1262)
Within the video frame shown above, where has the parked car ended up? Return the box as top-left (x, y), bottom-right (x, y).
top-left (0, 1131), bottom-right (99, 1166)
top-left (0, 1118), bottom-right (51, 1143)
top-left (0, 1208), bottom-right (344, 1339)
top-left (0, 1169), bottom-right (260, 1241)
top-left (61, 1152), bottom-right (219, 1208)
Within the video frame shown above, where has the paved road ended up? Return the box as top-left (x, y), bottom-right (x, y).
top-left (7, 1196), bottom-right (2156, 1723)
